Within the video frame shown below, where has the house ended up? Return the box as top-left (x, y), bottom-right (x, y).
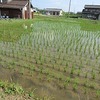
top-left (82, 5), bottom-right (100, 20)
top-left (0, 0), bottom-right (34, 19)
top-left (44, 8), bottom-right (63, 16)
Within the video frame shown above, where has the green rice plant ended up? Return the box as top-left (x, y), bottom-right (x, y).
top-left (85, 72), bottom-right (88, 78)
top-left (58, 77), bottom-right (63, 81)
top-left (96, 90), bottom-right (100, 98)
top-left (70, 66), bottom-right (75, 75)
top-left (89, 83), bottom-right (96, 89)
top-left (77, 69), bottom-right (81, 76)
top-left (73, 78), bottom-right (79, 85)
top-left (0, 92), bottom-right (4, 99)
top-left (20, 68), bottom-right (24, 75)
top-left (35, 60), bottom-right (38, 64)
top-left (0, 17), bottom-right (100, 100)
top-left (32, 65), bottom-right (35, 71)
top-left (64, 67), bottom-right (67, 72)
top-left (73, 83), bottom-right (78, 92)
top-left (91, 70), bottom-right (96, 79)
top-left (83, 87), bottom-right (88, 94)
top-left (65, 77), bottom-right (71, 83)
top-left (47, 77), bottom-right (51, 82)
top-left (83, 80), bottom-right (89, 88)
top-left (10, 61), bottom-right (15, 66)
top-left (28, 88), bottom-right (36, 98)
top-left (66, 63), bottom-right (68, 68)
top-left (52, 65), bottom-right (55, 69)
top-left (40, 67), bottom-right (43, 74)
top-left (57, 67), bottom-right (60, 71)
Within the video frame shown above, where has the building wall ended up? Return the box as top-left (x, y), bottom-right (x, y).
top-left (22, 6), bottom-right (26, 19)
top-left (59, 10), bottom-right (63, 16)
top-left (22, 5), bottom-right (33, 19)
top-left (0, 10), bottom-right (1, 16)
top-left (7, 0), bottom-right (12, 3)
top-left (0, 0), bottom-right (18, 3)
top-left (0, 0), bottom-right (34, 19)
top-left (0, 0), bottom-right (10, 3)
top-left (82, 6), bottom-right (100, 20)
top-left (98, 14), bottom-right (100, 20)
top-left (0, 7), bottom-right (33, 19)
top-left (0, 8), bottom-right (22, 18)
top-left (46, 11), bottom-right (62, 16)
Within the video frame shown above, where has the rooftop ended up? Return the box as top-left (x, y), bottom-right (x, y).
top-left (45, 8), bottom-right (62, 12)
top-left (85, 5), bottom-right (100, 9)
top-left (0, 0), bottom-right (29, 9)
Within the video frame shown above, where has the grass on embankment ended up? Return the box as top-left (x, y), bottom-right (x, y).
top-left (0, 80), bottom-right (44, 100)
top-left (0, 19), bottom-right (34, 42)
top-left (34, 15), bottom-right (100, 31)
top-left (0, 80), bottom-right (24, 94)
top-left (0, 16), bottom-right (100, 42)
top-left (78, 18), bottom-right (100, 31)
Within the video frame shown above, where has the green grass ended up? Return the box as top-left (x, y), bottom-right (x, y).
top-left (0, 19), bottom-right (33, 42)
top-left (35, 15), bottom-right (100, 31)
top-left (0, 80), bottom-right (24, 94)
top-left (0, 16), bottom-right (100, 42)
top-left (79, 19), bottom-right (100, 31)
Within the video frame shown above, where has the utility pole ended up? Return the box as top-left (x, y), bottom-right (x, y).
top-left (68, 0), bottom-right (71, 17)
top-left (28, 0), bottom-right (31, 19)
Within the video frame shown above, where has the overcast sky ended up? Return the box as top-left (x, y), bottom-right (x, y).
top-left (32, 0), bottom-right (100, 12)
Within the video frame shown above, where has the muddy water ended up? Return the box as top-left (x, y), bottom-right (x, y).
top-left (0, 66), bottom-right (96, 100)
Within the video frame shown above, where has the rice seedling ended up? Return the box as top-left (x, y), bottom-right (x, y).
top-left (0, 16), bottom-right (100, 100)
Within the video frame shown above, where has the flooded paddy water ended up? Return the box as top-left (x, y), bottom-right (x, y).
top-left (0, 20), bottom-right (100, 100)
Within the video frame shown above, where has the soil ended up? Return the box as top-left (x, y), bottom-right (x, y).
top-left (0, 65), bottom-right (99, 100)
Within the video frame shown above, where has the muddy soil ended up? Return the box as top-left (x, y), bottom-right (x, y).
top-left (0, 65), bottom-right (98, 100)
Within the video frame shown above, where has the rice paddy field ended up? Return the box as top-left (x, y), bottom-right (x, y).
top-left (0, 16), bottom-right (100, 100)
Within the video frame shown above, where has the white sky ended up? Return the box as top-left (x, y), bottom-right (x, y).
top-left (32, 0), bottom-right (100, 12)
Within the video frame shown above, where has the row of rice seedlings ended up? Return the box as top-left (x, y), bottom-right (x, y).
top-left (1, 46), bottom-right (99, 81)
top-left (0, 49), bottom-right (99, 80)
top-left (0, 51), bottom-right (99, 93)
top-left (0, 54), bottom-right (99, 100)
top-left (0, 21), bottom-right (100, 97)
top-left (1, 31), bottom-right (99, 66)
